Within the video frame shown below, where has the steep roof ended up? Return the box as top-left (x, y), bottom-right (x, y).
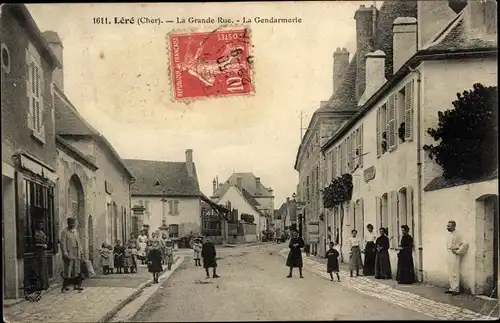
top-left (53, 86), bottom-right (133, 179)
top-left (212, 173), bottom-right (272, 198)
top-left (124, 159), bottom-right (200, 197)
top-left (325, 54), bottom-right (359, 112)
top-left (241, 188), bottom-right (261, 208)
top-left (274, 202), bottom-right (288, 219)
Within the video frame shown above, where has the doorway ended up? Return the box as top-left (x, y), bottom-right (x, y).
top-left (476, 194), bottom-right (499, 298)
top-left (69, 175), bottom-right (85, 256)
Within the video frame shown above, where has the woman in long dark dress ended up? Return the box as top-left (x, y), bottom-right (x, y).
top-left (286, 231), bottom-right (305, 278)
top-left (374, 227), bottom-right (392, 279)
top-left (363, 224), bottom-right (377, 276)
top-left (396, 225), bottom-right (416, 284)
top-left (147, 243), bottom-right (163, 283)
top-left (34, 221), bottom-right (50, 290)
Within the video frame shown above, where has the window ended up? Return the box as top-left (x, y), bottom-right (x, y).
top-left (306, 176), bottom-right (310, 201)
top-left (357, 125), bottom-right (364, 167)
top-left (113, 202), bottom-right (119, 243)
top-left (144, 200), bottom-right (150, 216)
top-left (1, 43), bottom-right (10, 73)
top-left (315, 166), bottom-right (319, 194)
top-left (26, 44), bottom-right (45, 141)
top-left (381, 194), bottom-right (389, 229)
top-left (332, 148), bottom-right (337, 179)
top-left (387, 94), bottom-right (397, 150)
top-left (340, 141), bottom-right (346, 174)
top-left (355, 199), bottom-right (364, 243)
top-left (22, 179), bottom-right (55, 254)
top-left (168, 200), bottom-right (180, 215)
top-left (397, 188), bottom-right (408, 246)
top-left (397, 88), bottom-right (406, 144)
top-left (376, 104), bottom-right (388, 157)
top-left (168, 224), bottom-right (179, 238)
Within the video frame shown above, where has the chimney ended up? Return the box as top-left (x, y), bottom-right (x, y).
top-left (212, 178), bottom-right (217, 194)
top-left (185, 149), bottom-right (193, 177)
top-left (286, 197), bottom-right (290, 203)
top-left (333, 47), bottom-right (350, 94)
top-left (354, 5), bottom-right (378, 103)
top-left (42, 31), bottom-right (64, 91)
top-left (392, 17), bottom-right (417, 73)
top-left (359, 50), bottom-right (387, 106)
top-left (268, 188), bottom-right (273, 195)
top-left (463, 0), bottom-right (497, 37)
top-left (236, 176), bottom-right (243, 190)
top-left (255, 177), bottom-right (261, 190)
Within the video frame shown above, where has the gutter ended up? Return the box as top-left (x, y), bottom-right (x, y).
top-left (409, 66), bottom-right (424, 283)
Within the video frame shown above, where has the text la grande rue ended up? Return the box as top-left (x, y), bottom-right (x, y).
top-left (176, 17), bottom-right (254, 24)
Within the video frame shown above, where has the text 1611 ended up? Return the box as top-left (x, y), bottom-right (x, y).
top-left (93, 17), bottom-right (110, 24)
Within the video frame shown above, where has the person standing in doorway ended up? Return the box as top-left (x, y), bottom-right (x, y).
top-left (201, 235), bottom-right (220, 279)
top-left (446, 220), bottom-right (468, 295)
top-left (363, 224), bottom-right (377, 276)
top-left (60, 217), bottom-right (84, 291)
top-left (375, 227), bottom-right (392, 279)
top-left (34, 220), bottom-right (50, 290)
top-left (396, 225), bottom-right (416, 284)
top-left (286, 230), bottom-right (305, 278)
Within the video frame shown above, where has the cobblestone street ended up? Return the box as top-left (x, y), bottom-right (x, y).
top-left (130, 244), bottom-right (434, 322)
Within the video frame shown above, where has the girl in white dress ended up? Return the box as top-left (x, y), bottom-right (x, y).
top-left (137, 230), bottom-right (148, 264)
top-left (348, 229), bottom-right (363, 277)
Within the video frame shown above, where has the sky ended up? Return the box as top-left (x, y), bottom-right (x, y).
top-left (27, 1), bottom-right (378, 205)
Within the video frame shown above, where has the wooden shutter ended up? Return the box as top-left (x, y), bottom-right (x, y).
top-left (332, 148), bottom-right (337, 178)
top-left (174, 200), bottom-right (179, 215)
top-left (168, 200), bottom-right (173, 215)
top-left (344, 201), bottom-right (351, 226)
top-left (16, 173), bottom-right (26, 258)
top-left (144, 200), bottom-right (150, 217)
top-left (359, 125), bottom-right (364, 166)
top-left (358, 198), bottom-right (364, 242)
top-left (376, 108), bottom-right (381, 157)
top-left (404, 80), bottom-right (414, 141)
top-left (388, 190), bottom-right (399, 248)
top-left (34, 65), bottom-right (41, 133)
top-left (406, 186), bottom-right (414, 237)
top-left (387, 95), bottom-right (397, 150)
top-left (375, 196), bottom-right (381, 231)
top-left (26, 50), bottom-right (34, 131)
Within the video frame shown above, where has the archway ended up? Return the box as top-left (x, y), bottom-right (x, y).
top-left (69, 175), bottom-right (86, 256)
top-left (475, 194), bottom-right (499, 298)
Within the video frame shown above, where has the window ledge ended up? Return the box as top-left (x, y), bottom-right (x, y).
top-left (31, 131), bottom-right (46, 145)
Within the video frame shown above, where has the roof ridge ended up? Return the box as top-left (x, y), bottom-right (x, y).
top-left (54, 85), bottom-right (99, 135)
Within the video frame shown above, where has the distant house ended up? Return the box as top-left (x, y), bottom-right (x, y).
top-left (124, 150), bottom-right (203, 238)
top-left (211, 172), bottom-right (275, 236)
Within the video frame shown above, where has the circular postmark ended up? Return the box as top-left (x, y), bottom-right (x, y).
top-left (24, 272), bottom-right (44, 302)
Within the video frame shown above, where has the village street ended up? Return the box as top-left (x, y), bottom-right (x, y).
top-left (122, 243), bottom-right (497, 322)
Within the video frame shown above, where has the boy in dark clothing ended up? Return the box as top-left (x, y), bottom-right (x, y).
top-left (325, 242), bottom-right (340, 282)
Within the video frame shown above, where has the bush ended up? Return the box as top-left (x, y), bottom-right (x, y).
top-left (322, 173), bottom-right (353, 209)
top-left (423, 83), bottom-right (498, 180)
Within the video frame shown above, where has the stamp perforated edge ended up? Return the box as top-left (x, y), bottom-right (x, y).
top-left (165, 24), bottom-right (256, 104)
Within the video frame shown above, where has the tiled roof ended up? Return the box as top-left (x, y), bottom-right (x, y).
top-left (212, 173), bottom-right (272, 198)
top-left (54, 89), bottom-right (98, 135)
top-left (55, 135), bottom-right (98, 170)
top-left (427, 18), bottom-right (497, 52)
top-left (424, 169), bottom-right (498, 192)
top-left (372, 0), bottom-right (418, 80)
top-left (124, 159), bottom-right (200, 196)
top-left (325, 54), bottom-right (359, 111)
top-left (241, 188), bottom-right (261, 207)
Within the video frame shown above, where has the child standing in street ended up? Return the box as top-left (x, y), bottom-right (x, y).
top-left (131, 243), bottom-right (138, 273)
top-left (325, 242), bottom-right (340, 282)
top-left (123, 243), bottom-right (134, 274)
top-left (193, 239), bottom-right (202, 266)
top-left (100, 242), bottom-right (112, 275)
top-left (114, 240), bottom-right (125, 274)
top-left (147, 242), bottom-right (163, 283)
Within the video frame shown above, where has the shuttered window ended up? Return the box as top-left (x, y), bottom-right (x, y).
top-left (358, 125), bottom-right (364, 167)
top-left (26, 45), bottom-right (44, 140)
top-left (389, 191), bottom-right (399, 248)
top-left (332, 148), bottom-right (337, 178)
top-left (376, 109), bottom-right (381, 157)
top-left (406, 186), bottom-right (415, 237)
top-left (387, 95), bottom-right (397, 150)
top-left (404, 80), bottom-right (414, 141)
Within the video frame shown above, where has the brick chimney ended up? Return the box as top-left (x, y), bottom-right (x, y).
top-left (255, 177), bottom-right (261, 190)
top-left (354, 4), bottom-right (378, 103)
top-left (359, 50), bottom-right (387, 106)
top-left (268, 188), bottom-right (273, 196)
top-left (393, 17), bottom-right (417, 74)
top-left (212, 178), bottom-right (217, 194)
top-left (185, 149), bottom-right (193, 177)
top-left (42, 31), bottom-right (64, 91)
top-left (417, 1), bottom-right (456, 49)
top-left (463, 0), bottom-right (497, 38)
top-left (236, 176), bottom-right (243, 190)
top-left (333, 47), bottom-right (350, 94)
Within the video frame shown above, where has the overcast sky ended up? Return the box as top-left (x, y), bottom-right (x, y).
top-left (27, 2), bottom-right (377, 205)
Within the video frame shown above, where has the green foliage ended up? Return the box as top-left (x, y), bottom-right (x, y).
top-left (241, 213), bottom-right (255, 223)
top-left (423, 83), bottom-right (498, 180)
top-left (321, 173), bottom-right (354, 209)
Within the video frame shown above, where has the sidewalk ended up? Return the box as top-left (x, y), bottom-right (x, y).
top-left (279, 248), bottom-right (498, 320)
top-left (3, 256), bottom-right (181, 323)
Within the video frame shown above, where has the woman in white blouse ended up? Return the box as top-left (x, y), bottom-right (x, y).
top-left (348, 229), bottom-right (363, 277)
top-left (363, 224), bottom-right (377, 276)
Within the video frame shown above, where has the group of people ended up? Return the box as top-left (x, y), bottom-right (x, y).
top-left (285, 224), bottom-right (417, 285)
top-left (347, 223), bottom-right (416, 284)
top-left (99, 239), bottom-right (138, 275)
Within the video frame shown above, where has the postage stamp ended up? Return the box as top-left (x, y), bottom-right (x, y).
top-left (167, 27), bottom-right (254, 101)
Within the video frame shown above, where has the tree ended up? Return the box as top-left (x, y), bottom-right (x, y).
top-left (321, 173), bottom-right (353, 262)
top-left (424, 83), bottom-right (498, 180)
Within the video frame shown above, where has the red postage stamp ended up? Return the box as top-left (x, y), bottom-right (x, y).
top-left (168, 28), bottom-right (254, 101)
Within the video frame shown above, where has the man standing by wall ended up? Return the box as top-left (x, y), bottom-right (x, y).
top-left (60, 217), bottom-right (84, 290)
top-left (446, 220), bottom-right (468, 295)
